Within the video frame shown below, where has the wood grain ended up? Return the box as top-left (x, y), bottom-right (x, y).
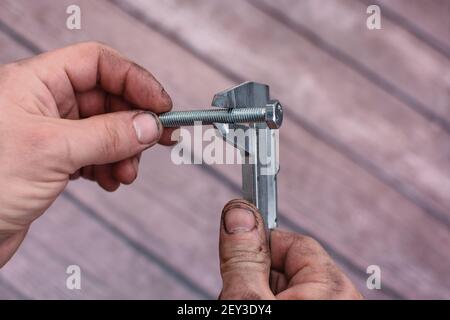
top-left (0, 25), bottom-right (32, 63)
top-left (255, 0), bottom-right (450, 128)
top-left (104, 0), bottom-right (450, 297)
top-left (0, 0), bottom-right (449, 299)
top-left (112, 0), bottom-right (450, 223)
top-left (0, 0), bottom-right (393, 299)
top-left (375, 0), bottom-right (450, 57)
top-left (0, 277), bottom-right (27, 299)
top-left (0, 196), bottom-right (200, 299)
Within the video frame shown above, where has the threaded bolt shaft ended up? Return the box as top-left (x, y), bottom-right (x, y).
top-left (159, 107), bottom-right (267, 127)
top-left (159, 101), bottom-right (283, 129)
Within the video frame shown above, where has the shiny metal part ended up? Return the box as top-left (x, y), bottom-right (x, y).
top-left (212, 82), bottom-right (280, 229)
top-left (158, 81), bottom-right (282, 229)
top-left (159, 104), bottom-right (282, 128)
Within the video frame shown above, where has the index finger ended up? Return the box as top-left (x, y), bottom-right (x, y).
top-left (28, 41), bottom-right (172, 113)
top-left (270, 230), bottom-right (332, 281)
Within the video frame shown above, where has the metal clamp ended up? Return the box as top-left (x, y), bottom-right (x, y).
top-left (159, 81), bottom-right (283, 229)
top-left (212, 82), bottom-right (281, 229)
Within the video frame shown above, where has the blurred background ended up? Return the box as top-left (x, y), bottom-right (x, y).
top-left (0, 0), bottom-right (449, 299)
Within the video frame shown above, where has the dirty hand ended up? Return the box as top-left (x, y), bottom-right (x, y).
top-left (218, 199), bottom-right (363, 299)
top-left (0, 42), bottom-right (175, 266)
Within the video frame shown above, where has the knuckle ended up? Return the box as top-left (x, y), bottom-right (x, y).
top-left (294, 234), bottom-right (322, 250)
top-left (82, 40), bottom-right (109, 52)
top-left (333, 279), bottom-right (363, 299)
top-left (79, 41), bottom-right (116, 61)
top-left (319, 261), bottom-right (362, 299)
top-left (274, 230), bottom-right (323, 251)
top-left (288, 233), bottom-right (330, 265)
top-left (98, 116), bottom-right (121, 158)
top-left (221, 245), bottom-right (269, 274)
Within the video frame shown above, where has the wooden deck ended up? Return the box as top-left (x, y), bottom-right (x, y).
top-left (0, 0), bottom-right (449, 299)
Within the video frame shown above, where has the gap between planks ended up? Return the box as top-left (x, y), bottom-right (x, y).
top-left (0, 0), bottom-right (442, 298)
top-left (1, 0), bottom-right (448, 298)
top-left (0, 27), bottom-right (398, 299)
top-left (108, 0), bottom-right (450, 228)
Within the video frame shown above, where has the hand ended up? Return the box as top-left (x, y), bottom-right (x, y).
top-left (0, 42), bottom-right (175, 266)
top-left (218, 199), bottom-right (363, 299)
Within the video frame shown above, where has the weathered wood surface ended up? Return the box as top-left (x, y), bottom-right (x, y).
top-left (0, 196), bottom-right (199, 299)
top-left (0, 0), bottom-right (449, 299)
top-left (257, 0), bottom-right (450, 127)
top-left (113, 0), bottom-right (450, 222)
top-left (375, 0), bottom-right (450, 57)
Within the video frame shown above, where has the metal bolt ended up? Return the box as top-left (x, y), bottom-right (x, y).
top-left (158, 100), bottom-right (283, 129)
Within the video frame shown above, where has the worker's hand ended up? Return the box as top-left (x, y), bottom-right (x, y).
top-left (0, 42), bottom-right (175, 266)
top-left (218, 199), bottom-right (363, 300)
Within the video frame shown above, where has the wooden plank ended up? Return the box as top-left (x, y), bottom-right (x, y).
top-left (255, 0), bottom-right (450, 128)
top-left (375, 0), bottom-right (450, 56)
top-left (0, 25), bottom-right (32, 63)
top-left (278, 123), bottom-right (450, 298)
top-left (103, 0), bottom-right (447, 298)
top-left (1, 0), bottom-right (446, 298)
top-left (112, 0), bottom-right (450, 222)
top-left (0, 0), bottom-right (394, 297)
top-left (0, 196), bottom-right (199, 299)
top-left (1, 0), bottom-right (382, 297)
top-left (0, 277), bottom-right (27, 299)
top-left (67, 151), bottom-right (393, 299)
top-left (1, 0), bottom-right (449, 298)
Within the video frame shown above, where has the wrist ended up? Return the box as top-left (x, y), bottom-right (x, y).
top-left (0, 216), bottom-right (23, 242)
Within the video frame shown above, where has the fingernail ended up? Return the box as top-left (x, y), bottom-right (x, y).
top-left (133, 112), bottom-right (161, 145)
top-left (223, 204), bottom-right (256, 234)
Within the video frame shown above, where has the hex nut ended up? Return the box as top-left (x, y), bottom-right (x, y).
top-left (265, 100), bottom-right (283, 129)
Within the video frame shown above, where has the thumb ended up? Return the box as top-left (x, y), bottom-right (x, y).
top-left (219, 199), bottom-right (275, 300)
top-left (63, 111), bottom-right (162, 169)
